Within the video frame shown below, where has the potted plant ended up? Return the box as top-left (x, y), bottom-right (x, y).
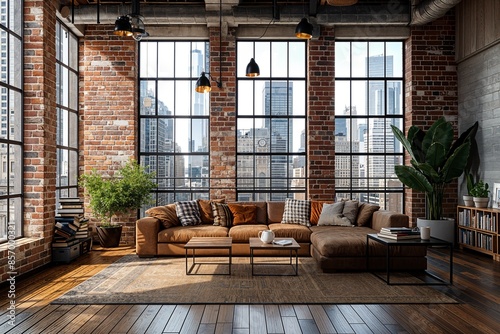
top-left (79, 159), bottom-right (156, 247)
top-left (391, 117), bottom-right (478, 243)
top-left (463, 173), bottom-right (475, 206)
top-left (470, 180), bottom-right (490, 208)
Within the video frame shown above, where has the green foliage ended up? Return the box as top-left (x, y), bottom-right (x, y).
top-left (79, 160), bottom-right (157, 225)
top-left (469, 180), bottom-right (489, 198)
top-left (391, 117), bottom-right (479, 220)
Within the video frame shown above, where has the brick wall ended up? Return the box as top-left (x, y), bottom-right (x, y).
top-left (0, 0), bottom-right (57, 282)
top-left (79, 25), bottom-right (138, 244)
top-left (405, 12), bottom-right (458, 224)
top-left (308, 27), bottom-right (336, 200)
top-left (209, 26), bottom-right (237, 201)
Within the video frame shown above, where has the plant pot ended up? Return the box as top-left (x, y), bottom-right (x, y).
top-left (96, 225), bottom-right (122, 248)
top-left (416, 218), bottom-right (455, 245)
top-left (463, 195), bottom-right (474, 207)
top-left (473, 197), bottom-right (489, 208)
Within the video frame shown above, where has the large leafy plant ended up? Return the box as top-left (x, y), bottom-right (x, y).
top-left (391, 117), bottom-right (478, 220)
top-left (80, 160), bottom-right (157, 226)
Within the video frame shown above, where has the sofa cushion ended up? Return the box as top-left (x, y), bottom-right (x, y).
top-left (310, 200), bottom-right (334, 225)
top-left (228, 204), bottom-right (257, 225)
top-left (310, 226), bottom-right (377, 257)
top-left (158, 225), bottom-right (229, 243)
top-left (211, 202), bottom-right (233, 227)
top-left (356, 202), bottom-right (380, 227)
top-left (268, 223), bottom-right (312, 243)
top-left (175, 200), bottom-right (202, 226)
top-left (342, 200), bottom-right (359, 225)
top-left (318, 214), bottom-right (353, 227)
top-left (145, 204), bottom-right (180, 228)
top-left (281, 198), bottom-right (311, 226)
top-left (267, 202), bottom-right (285, 224)
top-left (229, 224), bottom-right (269, 242)
top-left (198, 198), bottom-right (225, 224)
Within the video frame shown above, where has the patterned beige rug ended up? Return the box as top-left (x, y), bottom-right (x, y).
top-left (52, 255), bottom-right (456, 304)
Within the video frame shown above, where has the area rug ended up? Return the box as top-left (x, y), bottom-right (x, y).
top-left (52, 255), bottom-right (456, 305)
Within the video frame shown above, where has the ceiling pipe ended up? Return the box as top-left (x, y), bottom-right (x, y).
top-left (411, 0), bottom-right (462, 25)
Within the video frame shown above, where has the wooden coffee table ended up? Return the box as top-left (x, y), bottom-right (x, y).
top-left (184, 237), bottom-right (232, 275)
top-left (249, 237), bottom-right (301, 276)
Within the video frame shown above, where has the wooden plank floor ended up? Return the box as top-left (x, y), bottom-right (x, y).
top-left (1, 246), bottom-right (499, 333)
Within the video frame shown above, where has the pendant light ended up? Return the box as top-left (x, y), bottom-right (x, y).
top-left (245, 58), bottom-right (260, 77)
top-left (295, 18), bottom-right (313, 39)
top-left (114, 15), bottom-right (132, 37)
top-left (195, 72), bottom-right (212, 93)
top-left (195, 0), bottom-right (223, 93)
top-left (113, 0), bottom-right (149, 40)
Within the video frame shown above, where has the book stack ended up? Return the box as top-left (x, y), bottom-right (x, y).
top-left (377, 227), bottom-right (421, 240)
top-left (53, 197), bottom-right (89, 248)
top-left (57, 197), bottom-right (85, 217)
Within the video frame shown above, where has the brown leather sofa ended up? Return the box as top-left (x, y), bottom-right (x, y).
top-left (136, 201), bottom-right (427, 272)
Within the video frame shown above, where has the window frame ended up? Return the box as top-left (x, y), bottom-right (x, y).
top-left (138, 40), bottom-right (211, 208)
top-left (235, 40), bottom-right (308, 202)
top-left (55, 19), bottom-right (80, 203)
top-left (334, 40), bottom-right (405, 212)
top-left (0, 0), bottom-right (23, 243)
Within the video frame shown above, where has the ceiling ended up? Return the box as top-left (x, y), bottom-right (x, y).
top-left (62, 0), bottom-right (461, 35)
top-left (66, 0), bottom-right (414, 27)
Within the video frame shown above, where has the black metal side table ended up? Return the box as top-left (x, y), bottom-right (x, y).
top-left (366, 233), bottom-right (453, 285)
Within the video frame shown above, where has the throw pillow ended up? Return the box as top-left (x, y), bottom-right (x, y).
top-left (227, 204), bottom-right (257, 225)
top-left (145, 204), bottom-right (180, 228)
top-left (198, 198), bottom-right (225, 224)
top-left (175, 200), bottom-right (202, 226)
top-left (356, 202), bottom-right (380, 227)
top-left (310, 200), bottom-right (334, 225)
top-left (211, 202), bottom-right (233, 227)
top-left (317, 213), bottom-right (353, 226)
top-left (342, 200), bottom-right (359, 225)
top-left (281, 198), bottom-right (311, 226)
top-left (317, 202), bottom-right (346, 226)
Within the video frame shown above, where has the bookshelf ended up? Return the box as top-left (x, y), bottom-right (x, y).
top-left (457, 205), bottom-right (499, 261)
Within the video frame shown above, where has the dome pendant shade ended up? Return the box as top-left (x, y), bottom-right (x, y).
top-left (246, 58), bottom-right (260, 77)
top-left (295, 18), bottom-right (313, 39)
top-left (114, 16), bottom-right (133, 37)
top-left (195, 72), bottom-right (212, 93)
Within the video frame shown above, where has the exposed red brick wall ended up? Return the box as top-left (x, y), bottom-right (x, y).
top-left (79, 25), bottom-right (138, 244)
top-left (209, 26), bottom-right (237, 201)
top-left (308, 27), bottom-right (336, 201)
top-left (0, 0), bottom-right (57, 282)
top-left (405, 12), bottom-right (458, 224)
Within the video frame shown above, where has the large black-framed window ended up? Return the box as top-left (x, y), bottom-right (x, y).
top-left (236, 41), bottom-right (307, 201)
top-left (139, 41), bottom-right (210, 207)
top-left (0, 0), bottom-right (23, 242)
top-left (56, 20), bottom-right (79, 202)
top-left (334, 41), bottom-right (404, 212)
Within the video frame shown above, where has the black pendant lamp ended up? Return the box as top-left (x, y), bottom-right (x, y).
top-left (295, 18), bottom-right (313, 39)
top-left (195, 0), bottom-right (223, 93)
top-left (246, 58), bottom-right (260, 77)
top-left (195, 72), bottom-right (212, 93)
top-left (114, 15), bottom-right (133, 37)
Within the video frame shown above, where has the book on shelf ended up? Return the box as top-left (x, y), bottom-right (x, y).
top-left (377, 232), bottom-right (421, 240)
top-left (272, 239), bottom-right (293, 246)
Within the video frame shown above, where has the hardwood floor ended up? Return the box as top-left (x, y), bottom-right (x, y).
top-left (1, 246), bottom-right (499, 334)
